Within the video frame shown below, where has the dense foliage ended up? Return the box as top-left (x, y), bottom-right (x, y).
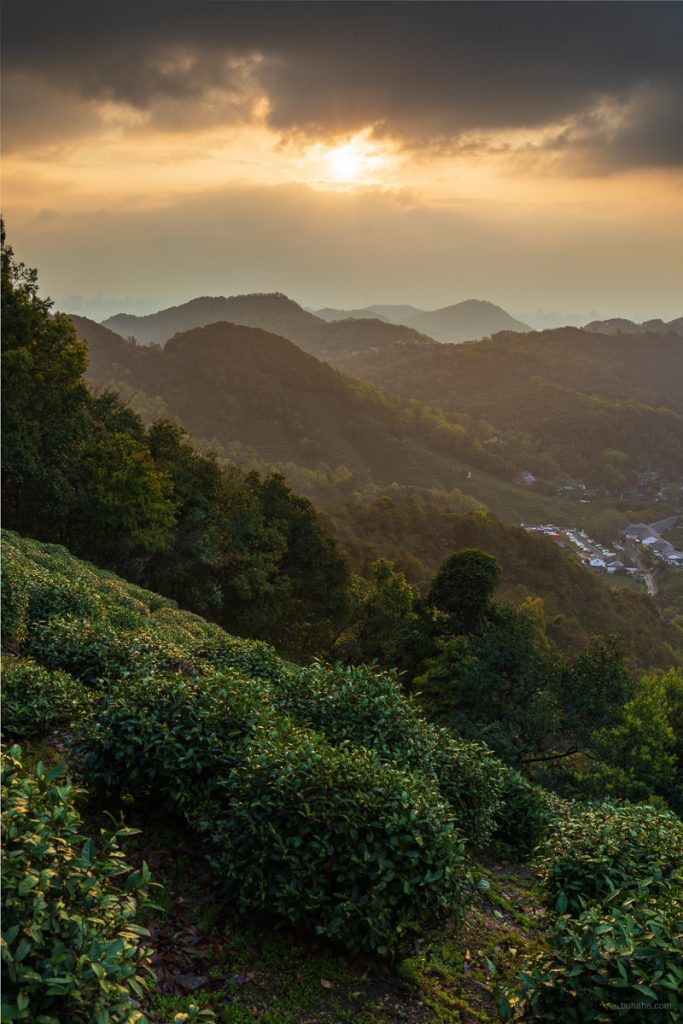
top-left (333, 326), bottom-right (683, 487)
top-left (535, 802), bottom-right (683, 915)
top-left (503, 802), bottom-right (683, 1022)
top-left (1, 747), bottom-right (154, 1024)
top-left (1, 656), bottom-right (85, 737)
top-left (211, 726), bottom-right (466, 955)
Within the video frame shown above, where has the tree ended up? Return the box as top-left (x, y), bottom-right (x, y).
top-left (255, 473), bottom-right (352, 656)
top-left (557, 636), bottom-right (635, 752)
top-left (68, 432), bottom-right (175, 571)
top-left (339, 559), bottom-right (436, 677)
top-left (414, 602), bottom-right (561, 764)
top-left (1, 222), bottom-right (90, 538)
top-left (427, 548), bottom-right (501, 633)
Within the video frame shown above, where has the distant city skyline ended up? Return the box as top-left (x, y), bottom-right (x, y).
top-left (3, 1), bottom-right (682, 321)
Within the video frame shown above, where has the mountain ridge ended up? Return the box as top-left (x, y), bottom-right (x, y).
top-left (584, 315), bottom-right (683, 336)
top-left (100, 292), bottom-right (532, 351)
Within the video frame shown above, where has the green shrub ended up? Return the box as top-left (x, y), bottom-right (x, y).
top-left (188, 629), bottom-right (284, 682)
top-left (536, 802), bottom-right (683, 914)
top-left (1, 555), bottom-right (29, 647)
top-left (27, 616), bottom-right (183, 683)
top-left (72, 673), bottom-right (275, 820)
top-left (502, 878), bottom-right (683, 1023)
top-left (272, 661), bottom-right (506, 846)
top-left (1, 746), bottom-right (154, 1024)
top-left (1, 656), bottom-right (87, 737)
top-left (490, 769), bottom-right (550, 856)
top-left (211, 722), bottom-right (467, 955)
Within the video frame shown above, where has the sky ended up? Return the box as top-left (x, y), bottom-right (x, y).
top-left (2, 0), bottom-right (683, 324)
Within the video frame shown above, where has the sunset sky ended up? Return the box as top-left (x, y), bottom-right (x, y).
top-left (2, 1), bottom-right (682, 323)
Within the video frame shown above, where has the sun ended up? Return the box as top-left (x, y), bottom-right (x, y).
top-left (321, 134), bottom-right (388, 184)
top-left (297, 131), bottom-right (393, 190)
top-left (327, 142), bottom-right (366, 181)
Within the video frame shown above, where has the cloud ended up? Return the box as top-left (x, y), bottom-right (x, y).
top-left (3, 1), bottom-right (682, 170)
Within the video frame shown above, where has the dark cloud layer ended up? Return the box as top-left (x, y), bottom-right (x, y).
top-left (3, 1), bottom-right (683, 168)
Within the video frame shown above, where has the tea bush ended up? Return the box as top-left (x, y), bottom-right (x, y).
top-left (1, 555), bottom-right (30, 647)
top-left (72, 673), bottom-right (275, 819)
top-left (502, 878), bottom-right (683, 1023)
top-left (504, 801), bottom-right (683, 1021)
top-left (1, 656), bottom-right (87, 737)
top-left (271, 661), bottom-right (547, 850)
top-left (275, 663), bottom-right (500, 833)
top-left (211, 722), bottom-right (467, 954)
top-left (74, 673), bottom-right (469, 954)
top-left (1, 746), bottom-right (154, 1024)
top-left (489, 769), bottom-right (550, 856)
top-left (2, 529), bottom-right (284, 685)
top-left (536, 801), bottom-right (683, 914)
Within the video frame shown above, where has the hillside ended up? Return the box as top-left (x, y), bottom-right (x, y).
top-left (398, 300), bottom-right (531, 343)
top-left (332, 326), bottom-right (683, 485)
top-left (80, 318), bottom-right (520, 491)
top-left (3, 531), bottom-right (682, 1024)
top-left (0, 529), bottom-right (542, 1021)
top-left (99, 293), bottom-right (441, 357)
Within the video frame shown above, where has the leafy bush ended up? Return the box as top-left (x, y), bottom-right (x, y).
top-left (211, 722), bottom-right (466, 954)
top-left (1, 656), bottom-right (87, 737)
top-left (504, 801), bottom-right (683, 1021)
top-left (28, 615), bottom-right (187, 683)
top-left (1, 555), bottom-right (29, 648)
top-left (71, 673), bottom-right (275, 820)
top-left (2, 529), bottom-right (284, 686)
top-left (502, 878), bottom-right (683, 1023)
top-left (272, 661), bottom-right (507, 846)
top-left (536, 802), bottom-right (683, 914)
top-left (490, 770), bottom-right (550, 856)
top-left (1, 746), bottom-right (154, 1024)
top-left (75, 675), bottom-right (468, 955)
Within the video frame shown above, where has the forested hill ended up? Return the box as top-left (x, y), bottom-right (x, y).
top-left (332, 326), bottom-right (683, 413)
top-left (584, 315), bottom-right (683, 336)
top-left (80, 317), bottom-right (515, 489)
top-left (331, 326), bottom-right (683, 486)
top-left (99, 293), bottom-right (440, 356)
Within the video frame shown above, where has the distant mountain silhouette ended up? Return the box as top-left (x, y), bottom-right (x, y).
top-left (314, 307), bottom-right (394, 323)
top-left (68, 314), bottom-right (133, 354)
top-left (366, 304), bottom-right (425, 322)
top-left (584, 316), bottom-right (683, 337)
top-left (103, 293), bottom-right (324, 349)
top-left (319, 300), bottom-right (531, 342)
top-left (401, 300), bottom-right (531, 342)
top-left (101, 293), bottom-right (440, 357)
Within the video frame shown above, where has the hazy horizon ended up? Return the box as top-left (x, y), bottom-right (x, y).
top-left (3, 1), bottom-right (682, 322)
top-left (56, 288), bottom-right (617, 333)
